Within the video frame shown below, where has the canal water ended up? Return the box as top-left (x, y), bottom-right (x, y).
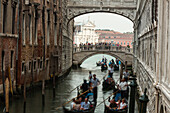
top-left (1, 54), bottom-right (121, 113)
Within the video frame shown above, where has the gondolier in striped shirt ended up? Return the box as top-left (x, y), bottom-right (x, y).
top-left (91, 74), bottom-right (100, 102)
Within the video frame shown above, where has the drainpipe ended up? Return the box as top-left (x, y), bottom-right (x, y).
top-left (16, 0), bottom-right (21, 92)
top-left (42, 0), bottom-right (46, 106)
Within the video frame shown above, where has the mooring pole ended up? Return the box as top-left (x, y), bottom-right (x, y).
top-left (120, 62), bottom-right (123, 82)
top-left (53, 63), bottom-right (56, 98)
top-left (128, 76), bottom-right (137, 113)
top-left (23, 66), bottom-right (27, 113)
top-left (139, 88), bottom-right (149, 113)
top-left (5, 78), bottom-right (9, 113)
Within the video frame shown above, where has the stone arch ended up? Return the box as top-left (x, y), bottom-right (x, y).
top-left (67, 11), bottom-right (134, 26)
top-left (78, 51), bottom-right (125, 65)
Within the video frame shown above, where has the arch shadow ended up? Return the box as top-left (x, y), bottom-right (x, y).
top-left (77, 51), bottom-right (126, 65)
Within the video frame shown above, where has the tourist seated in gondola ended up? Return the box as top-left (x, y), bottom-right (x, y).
top-left (106, 98), bottom-right (118, 110)
top-left (86, 90), bottom-right (94, 104)
top-left (71, 98), bottom-right (81, 111)
top-left (106, 76), bottom-right (114, 85)
top-left (71, 98), bottom-right (76, 110)
top-left (80, 98), bottom-right (90, 111)
top-left (118, 98), bottom-right (127, 110)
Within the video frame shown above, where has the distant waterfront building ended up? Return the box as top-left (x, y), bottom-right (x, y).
top-left (95, 30), bottom-right (133, 48)
top-left (74, 20), bottom-right (99, 46)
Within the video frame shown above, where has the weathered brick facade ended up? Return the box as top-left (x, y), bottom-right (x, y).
top-left (0, 0), bottom-right (74, 92)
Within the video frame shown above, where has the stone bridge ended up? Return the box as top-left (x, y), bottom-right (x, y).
top-left (73, 45), bottom-right (133, 66)
top-left (66, 0), bottom-right (137, 24)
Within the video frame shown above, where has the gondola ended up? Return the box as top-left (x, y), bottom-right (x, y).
top-left (101, 64), bottom-right (108, 70)
top-left (96, 62), bottom-right (101, 66)
top-left (114, 65), bottom-right (119, 71)
top-left (102, 80), bottom-right (115, 91)
top-left (63, 106), bottom-right (95, 113)
top-left (63, 84), bottom-right (97, 113)
top-left (104, 105), bottom-right (127, 113)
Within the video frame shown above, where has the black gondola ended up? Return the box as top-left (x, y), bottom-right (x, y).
top-left (102, 80), bottom-right (115, 91)
top-left (63, 84), bottom-right (97, 113)
top-left (114, 65), bottom-right (119, 71)
top-left (101, 64), bottom-right (108, 70)
top-left (104, 105), bottom-right (127, 113)
top-left (63, 106), bottom-right (96, 113)
top-left (96, 62), bottom-right (101, 66)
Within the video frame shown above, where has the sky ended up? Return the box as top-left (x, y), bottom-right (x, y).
top-left (74, 13), bottom-right (133, 33)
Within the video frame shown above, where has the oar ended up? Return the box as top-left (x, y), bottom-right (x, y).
top-left (55, 89), bottom-right (90, 110)
top-left (69, 74), bottom-right (108, 93)
top-left (55, 74), bottom-right (107, 111)
top-left (68, 83), bottom-right (83, 93)
top-left (95, 90), bottom-right (119, 108)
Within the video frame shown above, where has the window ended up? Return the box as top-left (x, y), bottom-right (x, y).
top-left (103, 36), bottom-right (105, 38)
top-left (22, 62), bottom-right (25, 73)
top-left (54, 14), bottom-right (57, 45)
top-left (25, 0), bottom-right (30, 5)
top-left (3, 4), bottom-right (7, 33)
top-left (53, 0), bottom-right (56, 4)
top-left (22, 14), bottom-right (25, 45)
top-left (11, 51), bottom-right (14, 69)
top-left (34, 61), bottom-right (36, 70)
top-left (124, 42), bottom-right (126, 45)
top-left (109, 36), bottom-right (111, 38)
top-left (117, 42), bottom-right (119, 44)
top-left (38, 59), bottom-right (40, 69)
top-left (29, 62), bottom-right (31, 71)
top-left (59, 23), bottom-right (62, 46)
top-left (114, 36), bottom-right (116, 38)
top-left (34, 8), bottom-right (38, 45)
top-left (29, 14), bottom-right (32, 45)
top-left (47, 10), bottom-right (50, 45)
top-left (12, 7), bottom-right (16, 34)
top-left (40, 60), bottom-right (43, 69)
top-left (2, 51), bottom-right (5, 71)
top-left (127, 42), bottom-right (129, 45)
top-left (121, 42), bottom-right (123, 45)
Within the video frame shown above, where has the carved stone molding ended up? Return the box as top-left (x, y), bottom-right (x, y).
top-left (11, 0), bottom-right (17, 8)
top-left (2, 0), bottom-right (8, 5)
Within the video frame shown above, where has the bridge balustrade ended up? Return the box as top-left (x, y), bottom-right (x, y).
top-left (73, 45), bottom-right (132, 53)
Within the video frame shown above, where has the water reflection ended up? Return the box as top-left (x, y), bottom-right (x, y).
top-left (1, 54), bottom-right (120, 113)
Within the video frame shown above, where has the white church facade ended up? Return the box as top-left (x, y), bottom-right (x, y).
top-left (74, 20), bottom-right (99, 46)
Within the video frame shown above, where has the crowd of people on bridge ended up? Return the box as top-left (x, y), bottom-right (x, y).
top-left (74, 42), bottom-right (131, 52)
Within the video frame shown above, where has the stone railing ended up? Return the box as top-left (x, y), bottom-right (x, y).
top-left (73, 45), bottom-right (133, 53)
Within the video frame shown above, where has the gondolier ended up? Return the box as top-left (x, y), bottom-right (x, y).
top-left (91, 74), bottom-right (100, 102)
top-left (108, 65), bottom-right (114, 78)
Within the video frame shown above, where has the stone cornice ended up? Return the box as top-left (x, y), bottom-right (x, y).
top-left (0, 33), bottom-right (18, 38)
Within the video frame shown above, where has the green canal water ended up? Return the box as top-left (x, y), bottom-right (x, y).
top-left (1, 54), bottom-right (124, 113)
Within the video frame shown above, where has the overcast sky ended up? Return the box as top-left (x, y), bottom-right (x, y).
top-left (74, 13), bottom-right (133, 33)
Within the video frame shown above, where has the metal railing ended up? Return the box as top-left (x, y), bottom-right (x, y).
top-left (73, 45), bottom-right (133, 53)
